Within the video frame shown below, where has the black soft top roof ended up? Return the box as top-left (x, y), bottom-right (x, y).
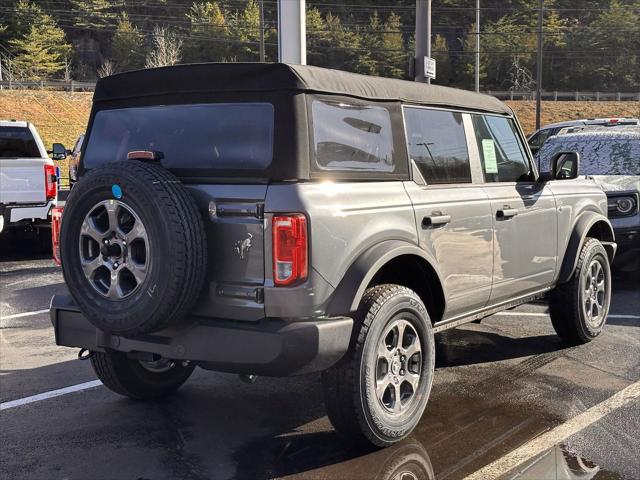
top-left (94, 62), bottom-right (512, 115)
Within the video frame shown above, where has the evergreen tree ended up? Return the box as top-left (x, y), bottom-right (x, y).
top-left (70, 0), bottom-right (118, 29)
top-left (184, 1), bottom-right (229, 62)
top-left (379, 12), bottom-right (405, 79)
top-left (111, 13), bottom-right (144, 73)
top-left (228, 0), bottom-right (260, 61)
top-left (432, 34), bottom-right (451, 85)
top-left (359, 11), bottom-right (383, 76)
top-left (9, 6), bottom-right (71, 79)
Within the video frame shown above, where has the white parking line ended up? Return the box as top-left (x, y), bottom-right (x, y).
top-left (463, 380), bottom-right (640, 480)
top-left (0, 309), bottom-right (49, 321)
top-left (494, 311), bottom-right (639, 320)
top-left (0, 380), bottom-right (102, 411)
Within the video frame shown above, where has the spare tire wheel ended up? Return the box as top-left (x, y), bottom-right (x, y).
top-left (60, 161), bottom-right (207, 336)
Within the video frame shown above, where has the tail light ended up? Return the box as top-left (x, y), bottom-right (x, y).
top-left (52, 206), bottom-right (63, 265)
top-left (272, 214), bottom-right (308, 286)
top-left (44, 164), bottom-right (57, 200)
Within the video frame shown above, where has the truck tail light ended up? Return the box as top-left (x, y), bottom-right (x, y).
top-left (44, 164), bottom-right (57, 200)
top-left (52, 206), bottom-right (63, 265)
top-left (272, 214), bottom-right (308, 286)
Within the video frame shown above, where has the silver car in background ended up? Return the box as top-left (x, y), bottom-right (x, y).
top-left (537, 127), bottom-right (640, 272)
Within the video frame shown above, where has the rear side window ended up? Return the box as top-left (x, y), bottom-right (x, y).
top-left (0, 127), bottom-right (40, 158)
top-left (403, 107), bottom-right (471, 184)
top-left (311, 100), bottom-right (394, 172)
top-left (83, 103), bottom-right (274, 170)
top-left (472, 115), bottom-right (531, 182)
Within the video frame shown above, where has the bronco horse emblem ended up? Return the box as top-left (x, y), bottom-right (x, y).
top-left (234, 233), bottom-right (253, 259)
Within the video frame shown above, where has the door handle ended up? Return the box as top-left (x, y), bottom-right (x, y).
top-left (497, 207), bottom-right (518, 219)
top-left (422, 213), bottom-right (451, 228)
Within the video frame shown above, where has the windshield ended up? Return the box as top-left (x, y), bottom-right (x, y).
top-left (83, 103), bottom-right (274, 171)
top-left (537, 132), bottom-right (640, 175)
top-left (0, 126), bottom-right (40, 158)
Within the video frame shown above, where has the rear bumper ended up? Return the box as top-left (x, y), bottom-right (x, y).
top-left (50, 294), bottom-right (353, 377)
top-left (1, 200), bottom-right (54, 228)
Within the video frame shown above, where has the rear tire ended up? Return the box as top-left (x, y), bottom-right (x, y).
top-left (60, 161), bottom-right (207, 336)
top-left (322, 284), bottom-right (435, 447)
top-left (549, 238), bottom-right (611, 345)
top-left (91, 351), bottom-right (195, 400)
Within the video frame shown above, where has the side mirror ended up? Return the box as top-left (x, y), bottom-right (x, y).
top-left (551, 151), bottom-right (580, 180)
top-left (50, 143), bottom-right (67, 160)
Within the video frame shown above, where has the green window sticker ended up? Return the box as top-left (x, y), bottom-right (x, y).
top-left (482, 139), bottom-right (498, 174)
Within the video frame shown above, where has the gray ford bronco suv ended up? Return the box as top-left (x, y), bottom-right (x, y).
top-left (52, 63), bottom-right (616, 447)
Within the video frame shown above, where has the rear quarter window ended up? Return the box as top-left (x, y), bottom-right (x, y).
top-left (311, 99), bottom-right (395, 173)
top-left (83, 103), bottom-right (274, 171)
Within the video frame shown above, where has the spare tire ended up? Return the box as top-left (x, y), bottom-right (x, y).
top-left (60, 161), bottom-right (207, 336)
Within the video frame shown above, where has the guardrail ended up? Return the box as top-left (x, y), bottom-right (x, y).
top-left (0, 80), bottom-right (96, 91)
top-left (489, 90), bottom-right (640, 101)
top-left (2, 80), bottom-right (640, 101)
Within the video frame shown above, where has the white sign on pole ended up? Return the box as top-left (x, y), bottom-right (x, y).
top-left (424, 57), bottom-right (436, 80)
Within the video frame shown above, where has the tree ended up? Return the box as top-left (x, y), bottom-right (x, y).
top-left (306, 9), bottom-right (363, 73)
top-left (70, 0), bottom-right (118, 29)
top-left (568, 0), bottom-right (640, 91)
top-left (226, 0), bottom-right (261, 61)
top-left (145, 26), bottom-right (183, 69)
top-left (111, 13), bottom-right (144, 72)
top-left (432, 34), bottom-right (451, 85)
top-left (184, 1), bottom-right (229, 62)
top-left (379, 13), bottom-right (405, 79)
top-left (97, 58), bottom-right (114, 78)
top-left (9, 5), bottom-right (71, 80)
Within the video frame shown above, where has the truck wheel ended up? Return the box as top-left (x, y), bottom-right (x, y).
top-left (91, 351), bottom-right (195, 400)
top-left (60, 161), bottom-right (207, 337)
top-left (322, 284), bottom-right (435, 447)
top-left (550, 238), bottom-right (611, 345)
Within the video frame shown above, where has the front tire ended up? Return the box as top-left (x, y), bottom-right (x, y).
top-left (549, 238), bottom-right (611, 345)
top-left (322, 284), bottom-right (435, 447)
top-left (91, 351), bottom-right (195, 400)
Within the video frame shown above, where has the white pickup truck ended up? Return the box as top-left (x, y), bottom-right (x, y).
top-left (0, 120), bottom-right (60, 244)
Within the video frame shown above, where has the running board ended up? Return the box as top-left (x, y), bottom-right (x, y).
top-left (433, 289), bottom-right (550, 333)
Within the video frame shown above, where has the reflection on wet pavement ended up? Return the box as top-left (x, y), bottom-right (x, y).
top-left (231, 325), bottom-right (634, 480)
top-left (508, 444), bottom-right (622, 480)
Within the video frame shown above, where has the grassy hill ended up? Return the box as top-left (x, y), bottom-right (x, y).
top-left (1, 90), bottom-right (638, 179)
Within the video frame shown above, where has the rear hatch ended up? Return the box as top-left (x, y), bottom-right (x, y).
top-left (81, 102), bottom-right (275, 321)
top-left (0, 126), bottom-right (47, 205)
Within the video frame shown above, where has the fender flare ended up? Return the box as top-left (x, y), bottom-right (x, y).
top-left (557, 211), bottom-right (616, 284)
top-left (325, 240), bottom-right (445, 316)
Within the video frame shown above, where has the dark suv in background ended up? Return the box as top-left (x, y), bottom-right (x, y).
top-left (51, 63), bottom-right (616, 447)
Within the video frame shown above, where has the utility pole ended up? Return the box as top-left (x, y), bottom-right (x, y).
top-left (259, 0), bottom-right (265, 62)
top-left (475, 0), bottom-right (480, 92)
top-left (535, 0), bottom-right (544, 130)
top-left (277, 0), bottom-right (306, 65)
top-left (415, 0), bottom-right (432, 84)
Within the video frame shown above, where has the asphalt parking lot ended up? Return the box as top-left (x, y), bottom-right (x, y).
top-left (1, 239), bottom-right (639, 480)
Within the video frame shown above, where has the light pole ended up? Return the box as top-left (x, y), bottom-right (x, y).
top-left (475, 0), bottom-right (480, 92)
top-left (535, 0), bottom-right (544, 130)
top-left (277, 0), bottom-right (306, 65)
top-left (415, 0), bottom-right (432, 83)
top-left (259, 0), bottom-right (265, 62)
